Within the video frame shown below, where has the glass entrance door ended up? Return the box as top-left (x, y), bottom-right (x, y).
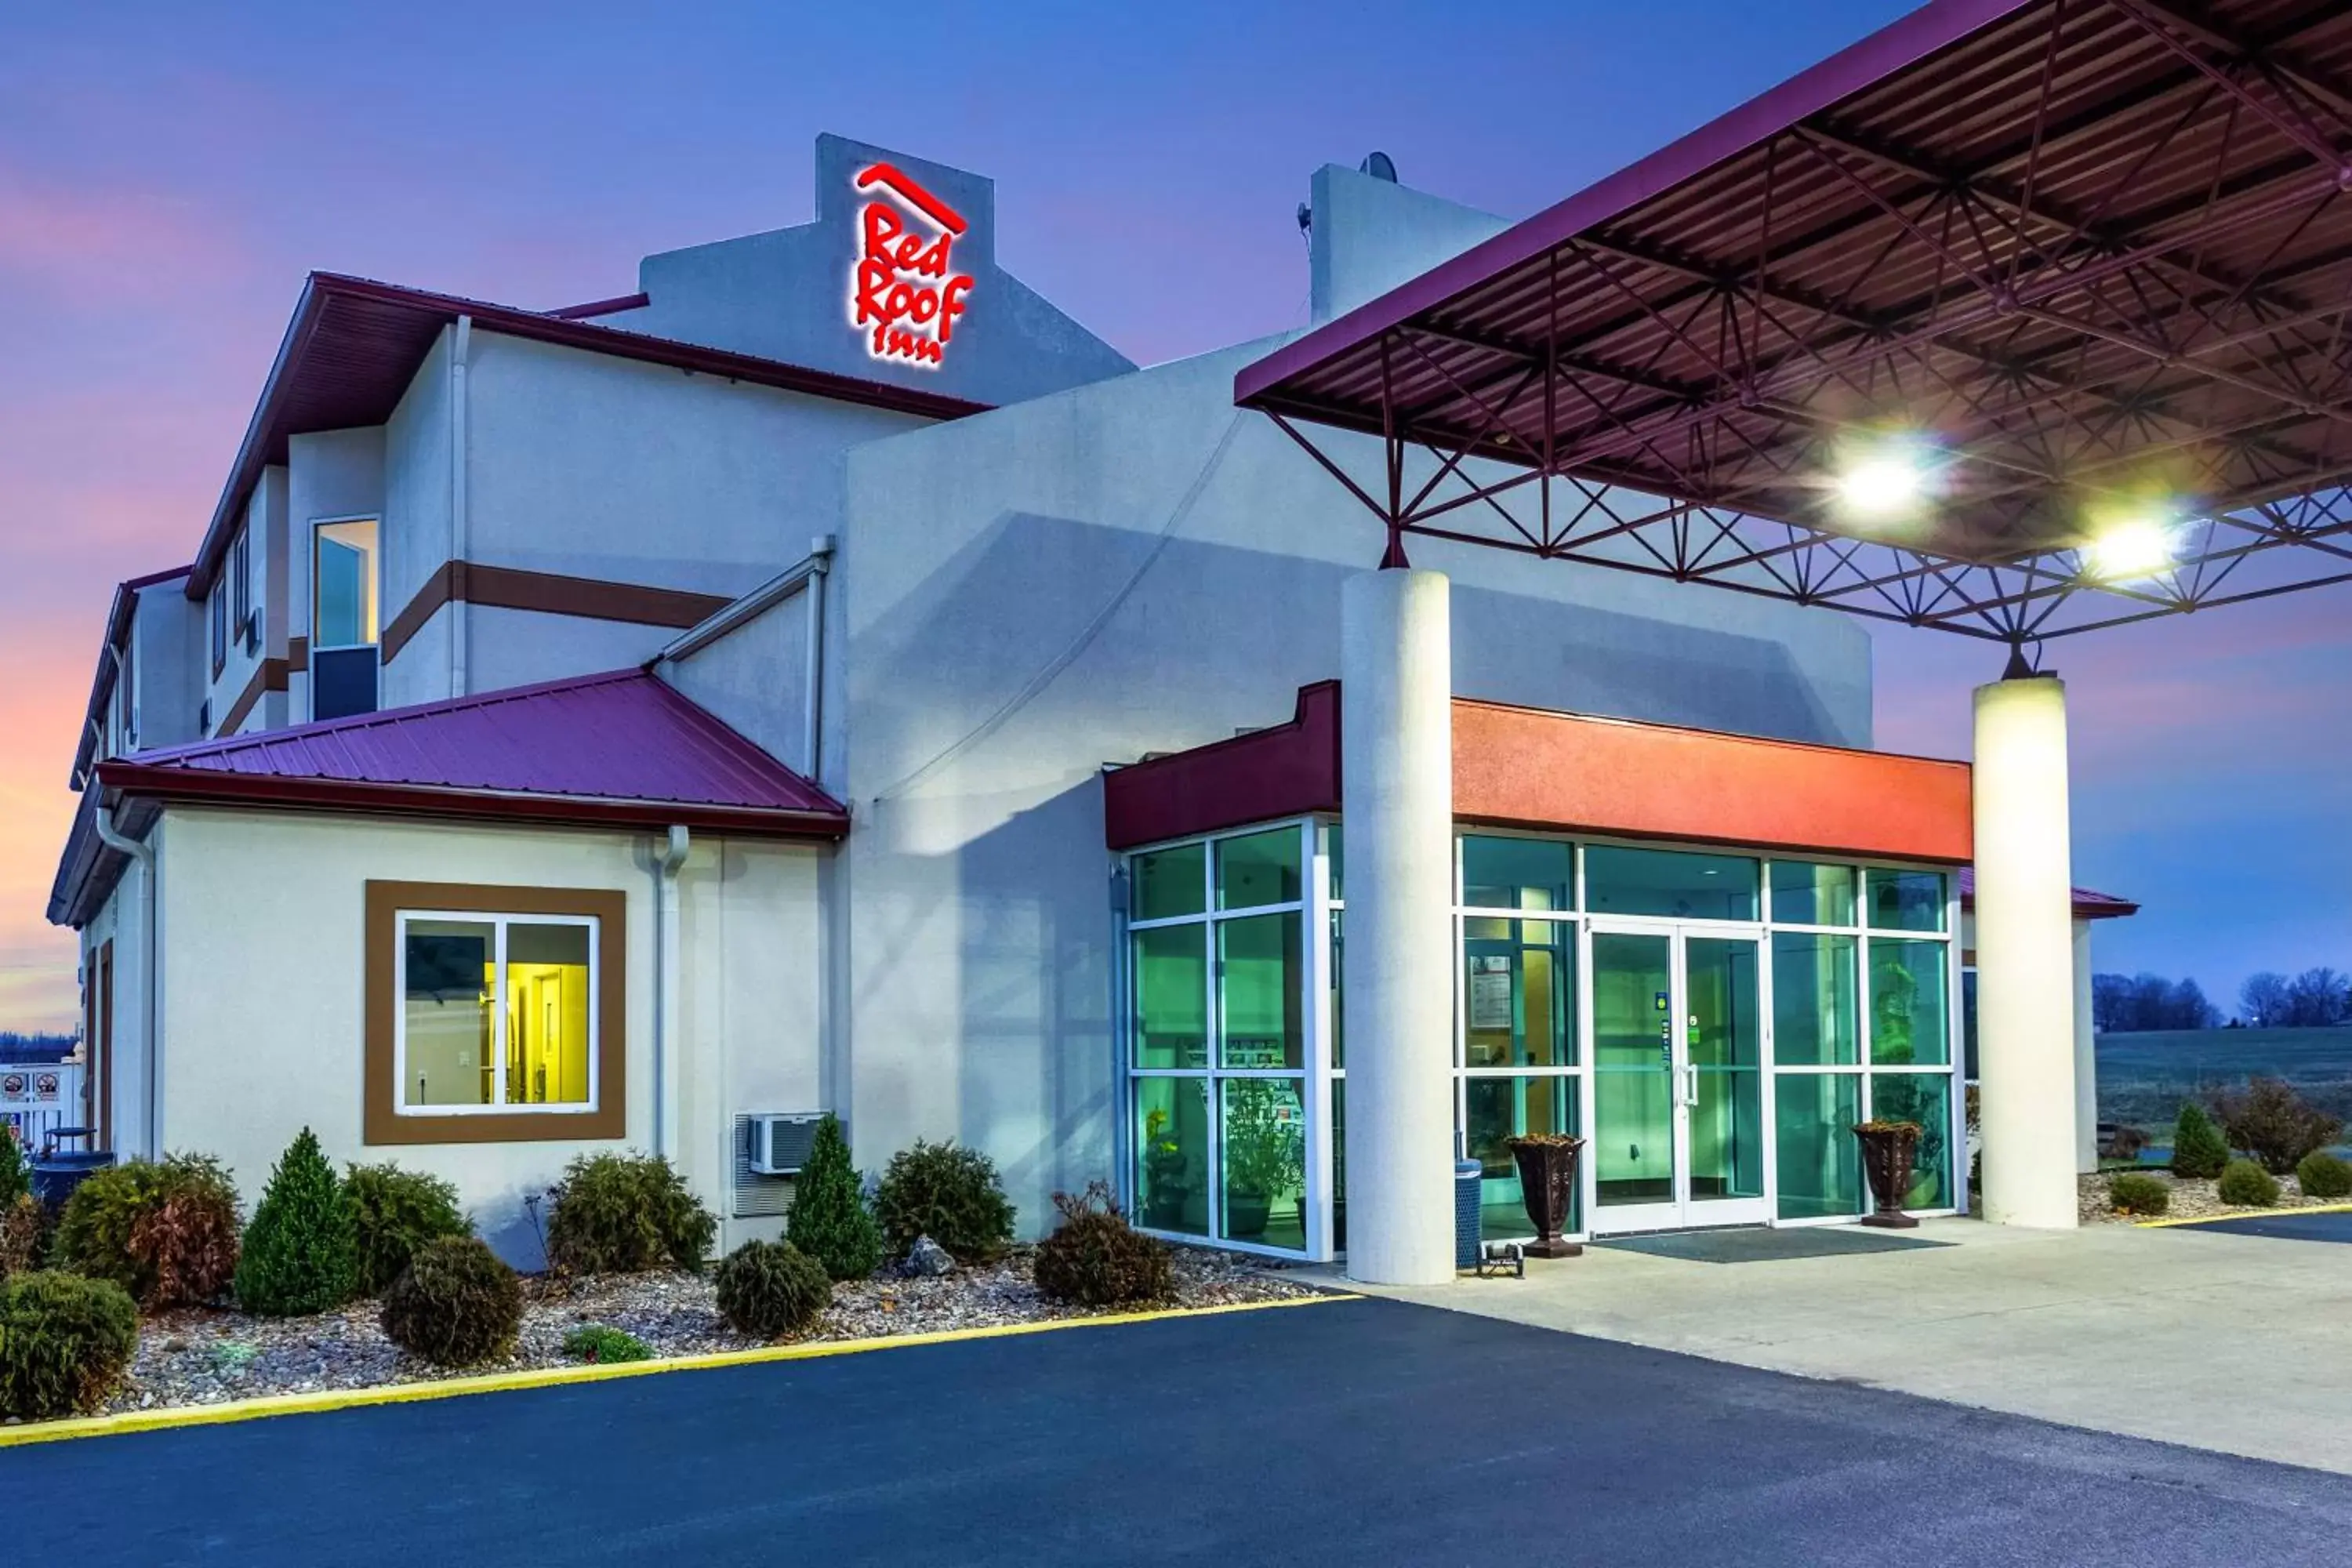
top-left (1589, 926), bottom-right (1767, 1232)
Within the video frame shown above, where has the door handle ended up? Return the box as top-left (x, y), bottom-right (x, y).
top-left (1682, 1065), bottom-right (1700, 1108)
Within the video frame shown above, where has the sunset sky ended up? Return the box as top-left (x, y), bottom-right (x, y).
top-left (3, 0), bottom-right (2347, 1032)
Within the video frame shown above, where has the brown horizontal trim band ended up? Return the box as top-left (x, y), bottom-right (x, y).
top-left (546, 292), bottom-right (651, 320)
top-left (381, 562), bottom-right (735, 663)
top-left (96, 761), bottom-right (850, 841)
top-left (287, 635), bottom-right (308, 673)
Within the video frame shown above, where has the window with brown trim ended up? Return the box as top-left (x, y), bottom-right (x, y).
top-left (365, 882), bottom-right (626, 1145)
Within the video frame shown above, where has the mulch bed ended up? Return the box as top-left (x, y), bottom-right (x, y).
top-left (90, 1246), bottom-right (1322, 1417)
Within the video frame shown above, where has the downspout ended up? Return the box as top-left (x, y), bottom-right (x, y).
top-left (92, 805), bottom-right (156, 1156)
top-left (803, 535), bottom-right (833, 782)
top-left (448, 314), bottom-right (473, 699)
top-left (652, 824), bottom-right (690, 1160)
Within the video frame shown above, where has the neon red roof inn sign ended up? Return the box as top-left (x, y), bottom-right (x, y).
top-left (850, 162), bottom-right (974, 368)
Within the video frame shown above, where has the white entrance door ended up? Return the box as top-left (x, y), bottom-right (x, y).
top-left (1587, 924), bottom-right (1769, 1233)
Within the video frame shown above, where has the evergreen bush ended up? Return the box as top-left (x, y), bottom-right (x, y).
top-left (0, 1269), bottom-right (139, 1421)
top-left (234, 1129), bottom-right (358, 1316)
top-left (1, 1192), bottom-right (42, 1279)
top-left (2294, 1150), bottom-right (2352, 1200)
top-left (873, 1140), bottom-right (1016, 1264)
top-left (545, 1152), bottom-right (717, 1276)
top-left (53, 1155), bottom-right (241, 1309)
top-left (784, 1115), bottom-right (883, 1282)
top-left (2208, 1077), bottom-right (2343, 1175)
top-left (2106, 1172), bottom-right (2170, 1217)
top-left (2216, 1159), bottom-right (2280, 1208)
top-left (2169, 1102), bottom-right (2229, 1181)
top-left (0, 1122), bottom-right (28, 1206)
top-left (346, 1163), bottom-right (471, 1296)
top-left (561, 1323), bottom-right (652, 1364)
top-left (1032, 1182), bottom-right (1172, 1308)
top-left (713, 1239), bottom-right (831, 1339)
top-left (380, 1236), bottom-right (522, 1367)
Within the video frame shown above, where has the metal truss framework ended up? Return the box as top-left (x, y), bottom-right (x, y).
top-left (1243, 0), bottom-right (2352, 648)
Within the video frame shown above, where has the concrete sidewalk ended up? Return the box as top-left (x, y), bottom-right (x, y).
top-left (1343, 1218), bottom-right (2352, 1475)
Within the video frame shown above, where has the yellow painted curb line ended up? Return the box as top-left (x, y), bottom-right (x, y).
top-left (0, 1291), bottom-right (1361, 1450)
top-left (2135, 1200), bottom-right (2352, 1229)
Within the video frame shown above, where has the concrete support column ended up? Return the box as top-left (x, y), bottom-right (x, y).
top-left (2072, 920), bottom-right (2099, 1174)
top-left (1973, 672), bottom-right (2079, 1227)
top-left (1339, 567), bottom-right (1455, 1284)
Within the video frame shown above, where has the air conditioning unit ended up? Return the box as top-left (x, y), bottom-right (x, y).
top-left (746, 1112), bottom-right (826, 1176)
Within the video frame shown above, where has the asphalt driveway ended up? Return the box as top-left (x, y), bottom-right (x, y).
top-left (5, 1296), bottom-right (2347, 1566)
top-left (2180, 1207), bottom-right (2352, 1243)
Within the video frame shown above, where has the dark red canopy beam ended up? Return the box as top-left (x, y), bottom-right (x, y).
top-left (1236, 0), bottom-right (2352, 644)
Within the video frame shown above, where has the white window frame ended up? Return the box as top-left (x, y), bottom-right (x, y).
top-left (391, 908), bottom-right (602, 1119)
top-left (311, 515), bottom-right (381, 652)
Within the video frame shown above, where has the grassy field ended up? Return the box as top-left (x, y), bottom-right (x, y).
top-left (2098, 1026), bottom-right (2352, 1131)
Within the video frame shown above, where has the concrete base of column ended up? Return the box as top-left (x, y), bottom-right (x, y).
top-left (1339, 567), bottom-right (1455, 1286)
top-left (1973, 672), bottom-right (2079, 1228)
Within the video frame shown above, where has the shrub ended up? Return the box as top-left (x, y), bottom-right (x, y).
top-left (2208, 1077), bottom-right (2343, 1175)
top-left (2100, 1125), bottom-right (2147, 1163)
top-left (785, 1115), bottom-right (884, 1282)
top-left (561, 1323), bottom-right (652, 1364)
top-left (1, 1192), bottom-right (43, 1279)
top-left (234, 1129), bottom-right (358, 1316)
top-left (2216, 1159), bottom-right (2281, 1208)
top-left (1032, 1182), bottom-right (1172, 1308)
top-left (2295, 1151), bottom-right (2352, 1200)
top-left (53, 1155), bottom-right (241, 1309)
top-left (0, 1269), bottom-right (140, 1420)
top-left (545, 1152), bottom-right (717, 1276)
top-left (380, 1237), bottom-right (522, 1367)
top-left (346, 1163), bottom-right (471, 1297)
top-left (0, 1122), bottom-right (28, 1206)
top-left (2169, 1102), bottom-right (2229, 1181)
top-left (713, 1240), bottom-right (831, 1340)
top-left (2107, 1172), bottom-right (2170, 1217)
top-left (873, 1140), bottom-right (1016, 1264)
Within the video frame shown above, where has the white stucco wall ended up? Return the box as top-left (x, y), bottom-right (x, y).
top-left (660, 589), bottom-right (814, 776)
top-left (380, 328), bottom-right (455, 712)
top-left (151, 807), bottom-right (825, 1261)
top-left (834, 337), bottom-right (1872, 1234)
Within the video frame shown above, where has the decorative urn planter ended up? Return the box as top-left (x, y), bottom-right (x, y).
top-left (1506, 1134), bottom-right (1585, 1258)
top-left (1852, 1120), bottom-right (1923, 1229)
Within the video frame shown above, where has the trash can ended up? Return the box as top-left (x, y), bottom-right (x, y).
top-left (31, 1128), bottom-right (114, 1214)
top-left (1454, 1158), bottom-right (1484, 1270)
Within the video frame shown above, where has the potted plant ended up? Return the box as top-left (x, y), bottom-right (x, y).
top-left (1140, 1106), bottom-right (1190, 1230)
top-left (1221, 1083), bottom-right (1304, 1241)
top-left (1505, 1133), bottom-right (1584, 1258)
top-left (1851, 1119), bottom-right (1922, 1228)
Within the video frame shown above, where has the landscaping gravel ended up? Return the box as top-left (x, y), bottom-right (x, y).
top-left (89, 1245), bottom-right (1323, 1418)
top-left (2078, 1168), bottom-right (2342, 1225)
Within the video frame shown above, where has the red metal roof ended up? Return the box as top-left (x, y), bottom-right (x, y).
top-left (187, 273), bottom-right (994, 598)
top-left (93, 669), bottom-right (848, 840)
top-left (1236, 0), bottom-right (2352, 637)
top-left (1958, 866), bottom-right (2139, 920)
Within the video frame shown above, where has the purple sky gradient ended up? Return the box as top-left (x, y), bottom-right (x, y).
top-left (2, 0), bottom-right (2346, 1028)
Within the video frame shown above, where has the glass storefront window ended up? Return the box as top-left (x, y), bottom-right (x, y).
top-left (1585, 846), bottom-right (1758, 921)
top-left (1770, 931), bottom-right (1857, 1065)
top-left (1217, 828), bottom-right (1300, 911)
top-left (1133, 1077), bottom-right (1210, 1237)
top-left (1131, 843), bottom-right (1205, 921)
top-left (1461, 918), bottom-right (1575, 1069)
top-left (1461, 836), bottom-right (1573, 913)
top-left (1871, 1073), bottom-right (1953, 1208)
top-left (1218, 913), bottom-right (1302, 1069)
top-left (1329, 908), bottom-right (1345, 1070)
top-left (1769, 861), bottom-right (1856, 927)
top-left (1775, 1073), bottom-right (1861, 1219)
top-left (1870, 938), bottom-right (1950, 1065)
top-left (1325, 822), bottom-right (1343, 903)
top-left (1132, 924), bottom-right (1207, 1069)
top-left (1465, 1076), bottom-right (1579, 1240)
top-left (1220, 1078), bottom-right (1306, 1250)
top-left (1866, 869), bottom-right (1947, 931)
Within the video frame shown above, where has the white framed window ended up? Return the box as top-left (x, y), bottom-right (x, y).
top-left (394, 909), bottom-right (601, 1117)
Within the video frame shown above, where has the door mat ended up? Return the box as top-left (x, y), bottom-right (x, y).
top-left (1595, 1227), bottom-right (1953, 1263)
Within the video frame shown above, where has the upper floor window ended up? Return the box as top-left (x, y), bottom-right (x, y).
top-left (207, 584), bottom-right (227, 677)
top-left (314, 519), bottom-right (379, 649)
top-left (230, 530), bottom-right (255, 653)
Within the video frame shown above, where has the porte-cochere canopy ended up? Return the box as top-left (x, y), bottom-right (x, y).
top-left (1238, 0), bottom-right (2352, 646)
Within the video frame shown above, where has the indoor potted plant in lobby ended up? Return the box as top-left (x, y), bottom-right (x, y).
top-left (1851, 1119), bottom-right (1922, 1228)
top-left (1505, 1132), bottom-right (1584, 1258)
top-left (1141, 1106), bottom-right (1191, 1231)
top-left (1221, 1082), bottom-right (1304, 1241)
